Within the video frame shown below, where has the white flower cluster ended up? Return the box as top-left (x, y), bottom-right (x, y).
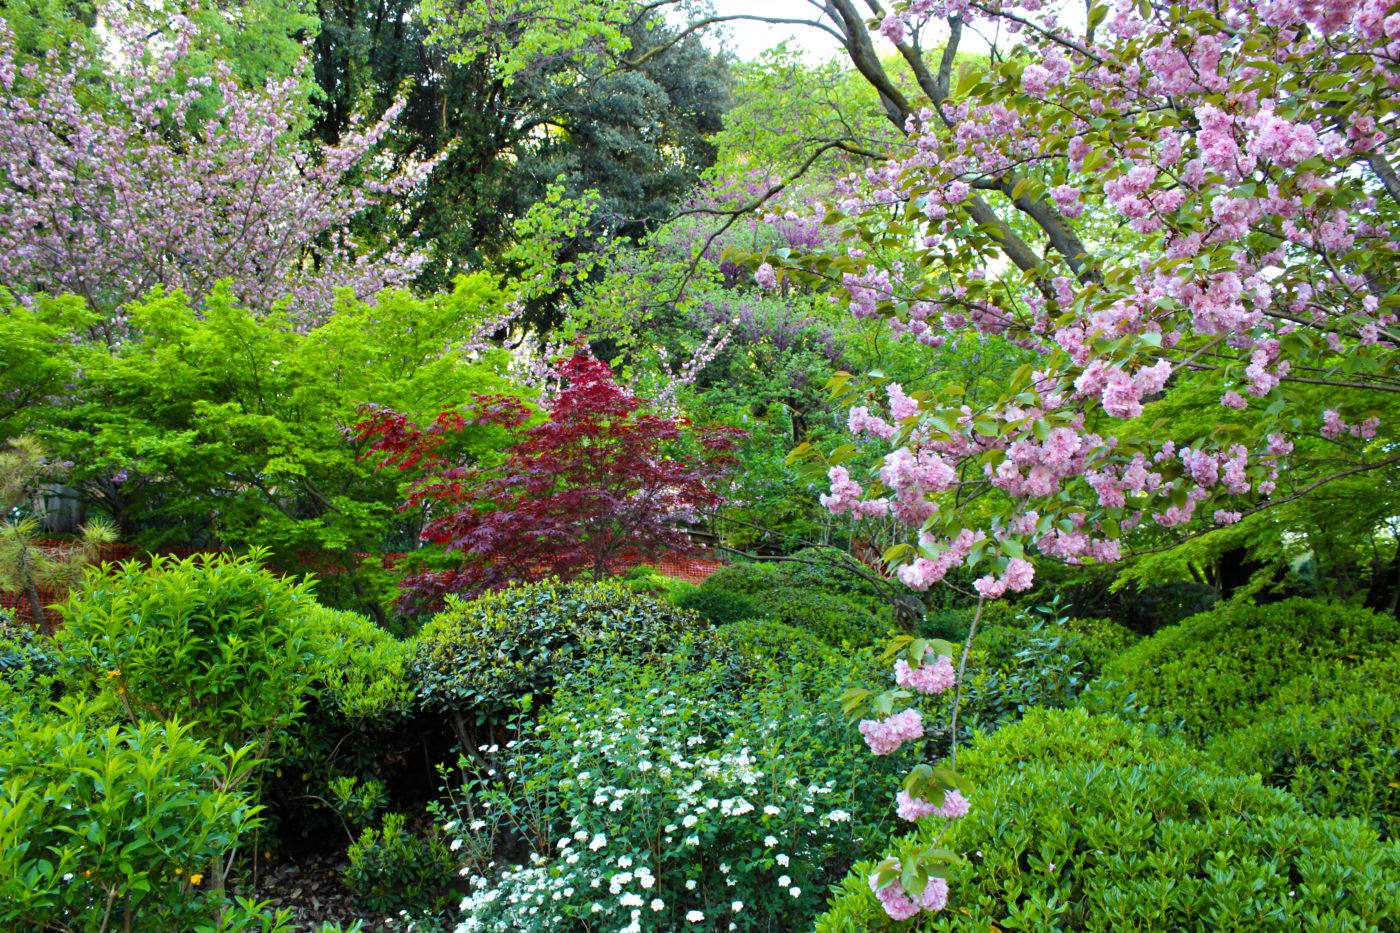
top-left (446, 680), bottom-right (867, 932)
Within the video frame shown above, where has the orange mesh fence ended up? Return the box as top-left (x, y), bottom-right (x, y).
top-left (0, 542), bottom-right (725, 631)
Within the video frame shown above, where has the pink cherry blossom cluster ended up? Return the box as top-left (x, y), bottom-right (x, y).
top-left (895, 654), bottom-right (956, 694)
top-left (868, 874), bottom-right (949, 919)
top-left (857, 708), bottom-right (924, 756)
top-left (0, 18), bottom-right (439, 335)
top-left (895, 788), bottom-right (970, 821)
top-left (811, 0), bottom-right (1398, 592)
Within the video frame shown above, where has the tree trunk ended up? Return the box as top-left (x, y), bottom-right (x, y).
top-left (25, 574), bottom-right (50, 638)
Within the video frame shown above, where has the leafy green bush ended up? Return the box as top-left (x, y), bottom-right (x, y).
top-left (305, 607), bottom-right (416, 723)
top-left (815, 708), bottom-right (1400, 932)
top-left (674, 585), bottom-right (763, 626)
top-left (442, 653), bottom-right (908, 933)
top-left (620, 564), bottom-right (699, 603)
top-left (1207, 653), bottom-right (1400, 838)
top-left (263, 608), bottom-right (418, 847)
top-left (56, 551), bottom-right (322, 762)
top-left (411, 578), bottom-right (704, 723)
top-left (0, 699), bottom-right (289, 932)
top-left (343, 811), bottom-right (457, 914)
top-left (748, 585), bottom-right (892, 647)
top-left (1081, 598), bottom-right (1400, 742)
top-left (698, 560), bottom-right (783, 595)
top-left (0, 614), bottom-right (61, 713)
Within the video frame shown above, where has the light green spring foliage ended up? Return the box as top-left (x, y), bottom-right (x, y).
top-left (304, 607), bottom-right (416, 722)
top-left (1207, 651), bottom-right (1400, 839)
top-left (57, 551), bottom-right (322, 763)
top-left (412, 578), bottom-right (705, 723)
top-left (0, 699), bottom-right (290, 933)
top-left (15, 278), bottom-right (519, 616)
top-left (707, 43), bottom-right (907, 180)
top-left (816, 708), bottom-right (1400, 933)
top-left (1080, 598), bottom-right (1400, 742)
top-left (0, 291), bottom-right (87, 440)
top-left (422, 0), bottom-right (648, 81)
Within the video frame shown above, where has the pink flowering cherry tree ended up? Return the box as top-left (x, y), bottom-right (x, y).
top-left (773, 0), bottom-right (1400, 919)
top-left (0, 16), bottom-right (438, 340)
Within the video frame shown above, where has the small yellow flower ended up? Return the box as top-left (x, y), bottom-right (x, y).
top-left (188, 873), bottom-right (203, 886)
top-left (106, 670), bottom-right (121, 679)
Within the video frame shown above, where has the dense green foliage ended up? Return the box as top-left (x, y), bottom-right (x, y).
top-left (343, 811), bottom-right (457, 914)
top-left (673, 586), bottom-right (763, 626)
top-left (696, 556), bottom-right (896, 647)
top-left (0, 701), bottom-right (285, 932)
top-left (441, 652), bottom-right (907, 933)
top-left (816, 708), bottom-right (1400, 932)
top-left (1081, 599), bottom-right (1400, 741)
top-left (411, 578), bottom-right (704, 723)
top-left (1207, 653), bottom-right (1400, 838)
top-left (57, 551), bottom-right (322, 762)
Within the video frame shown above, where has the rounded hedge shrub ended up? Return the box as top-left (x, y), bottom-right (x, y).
top-left (56, 551), bottom-right (322, 758)
top-left (1207, 652), bottom-right (1400, 838)
top-left (1080, 598), bottom-right (1400, 742)
top-left (661, 617), bottom-right (876, 702)
top-left (411, 578), bottom-right (704, 723)
top-left (815, 708), bottom-right (1400, 933)
top-left (674, 586), bottom-right (763, 626)
top-left (699, 560), bottom-right (783, 595)
top-left (305, 607), bottom-right (416, 723)
top-left (747, 585), bottom-right (893, 647)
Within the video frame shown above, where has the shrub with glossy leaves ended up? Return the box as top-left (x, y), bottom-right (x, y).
top-left (748, 585), bottom-right (893, 648)
top-left (56, 551), bottom-right (321, 761)
top-left (0, 613), bottom-right (60, 713)
top-left (0, 699), bottom-right (287, 932)
top-left (1081, 598), bottom-right (1400, 742)
top-left (673, 586), bottom-right (763, 626)
top-left (815, 708), bottom-right (1400, 933)
top-left (411, 578), bottom-right (704, 723)
top-left (1207, 652), bottom-right (1400, 839)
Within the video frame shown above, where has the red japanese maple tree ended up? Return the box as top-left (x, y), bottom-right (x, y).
top-left (356, 353), bottom-right (743, 611)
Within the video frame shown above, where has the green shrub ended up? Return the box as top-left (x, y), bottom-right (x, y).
top-left (441, 653), bottom-right (908, 933)
top-left (662, 617), bottom-right (876, 704)
top-left (0, 614), bottom-right (61, 714)
top-left (1081, 598), bottom-right (1400, 742)
top-left (411, 578), bottom-right (704, 723)
top-left (1207, 653), bottom-right (1400, 838)
top-left (343, 811), bottom-right (457, 914)
top-left (815, 708), bottom-right (1400, 933)
top-left (748, 585), bottom-right (892, 647)
top-left (698, 560), bottom-right (783, 595)
top-left (263, 609), bottom-right (417, 848)
top-left (305, 607), bottom-right (416, 723)
top-left (674, 586), bottom-right (763, 625)
top-left (778, 548), bottom-right (893, 611)
top-left (0, 699), bottom-right (288, 932)
top-left (56, 551), bottom-right (322, 763)
top-left (621, 564), bottom-right (699, 603)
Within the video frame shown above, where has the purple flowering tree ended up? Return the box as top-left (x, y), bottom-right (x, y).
top-left (0, 16), bottom-right (437, 339)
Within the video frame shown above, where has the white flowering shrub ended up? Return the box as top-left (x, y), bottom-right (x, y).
top-left (441, 656), bottom-right (907, 932)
